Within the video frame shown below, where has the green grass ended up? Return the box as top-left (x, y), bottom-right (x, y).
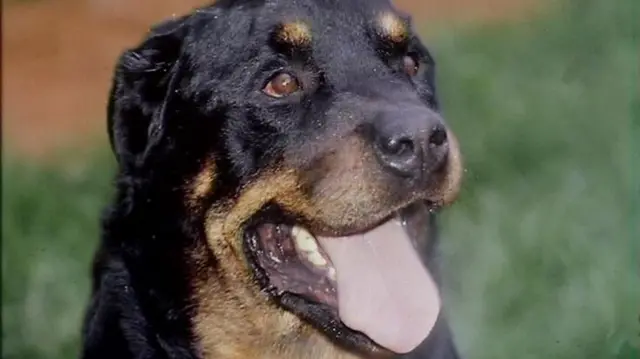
top-left (2, 150), bottom-right (115, 359)
top-left (2, 0), bottom-right (639, 358)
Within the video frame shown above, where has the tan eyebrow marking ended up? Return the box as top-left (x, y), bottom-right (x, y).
top-left (276, 21), bottom-right (312, 46)
top-left (377, 12), bottom-right (409, 43)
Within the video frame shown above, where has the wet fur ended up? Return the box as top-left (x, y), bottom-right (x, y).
top-left (81, 0), bottom-right (464, 358)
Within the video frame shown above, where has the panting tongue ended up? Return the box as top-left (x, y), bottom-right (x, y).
top-left (318, 220), bottom-right (440, 354)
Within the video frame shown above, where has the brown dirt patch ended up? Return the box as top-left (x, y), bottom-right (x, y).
top-left (2, 0), bottom-right (537, 160)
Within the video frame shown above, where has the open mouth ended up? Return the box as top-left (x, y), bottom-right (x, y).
top-left (244, 202), bottom-right (441, 354)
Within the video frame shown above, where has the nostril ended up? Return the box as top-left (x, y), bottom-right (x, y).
top-left (428, 126), bottom-right (448, 147)
top-left (374, 133), bottom-right (420, 178)
top-left (383, 136), bottom-right (414, 158)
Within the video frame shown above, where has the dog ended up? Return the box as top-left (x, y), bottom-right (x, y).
top-left (81, 0), bottom-right (464, 358)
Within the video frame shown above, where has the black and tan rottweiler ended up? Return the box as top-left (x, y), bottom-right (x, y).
top-left (81, 0), bottom-right (464, 358)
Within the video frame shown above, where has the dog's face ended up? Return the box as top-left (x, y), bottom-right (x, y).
top-left (108, 0), bottom-right (462, 357)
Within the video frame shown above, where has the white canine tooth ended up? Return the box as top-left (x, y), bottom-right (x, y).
top-left (292, 225), bottom-right (331, 268)
top-left (269, 253), bottom-right (281, 263)
top-left (292, 226), bottom-right (319, 252)
top-left (307, 251), bottom-right (327, 267)
top-left (327, 267), bottom-right (337, 281)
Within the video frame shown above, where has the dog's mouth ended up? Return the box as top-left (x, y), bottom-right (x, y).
top-left (244, 202), bottom-right (441, 354)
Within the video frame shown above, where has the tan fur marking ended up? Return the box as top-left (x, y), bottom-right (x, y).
top-left (191, 171), bottom-right (362, 359)
top-left (303, 137), bottom-right (396, 233)
top-left (377, 12), bottom-right (408, 43)
top-left (277, 21), bottom-right (312, 46)
top-left (434, 130), bottom-right (464, 207)
top-left (221, 170), bottom-right (309, 243)
top-left (185, 157), bottom-right (217, 210)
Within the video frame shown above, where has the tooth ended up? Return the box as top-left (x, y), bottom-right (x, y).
top-left (307, 251), bottom-right (327, 267)
top-left (292, 226), bottom-right (319, 252)
top-left (327, 267), bottom-right (336, 281)
top-left (269, 252), bottom-right (281, 263)
top-left (292, 226), bottom-right (330, 268)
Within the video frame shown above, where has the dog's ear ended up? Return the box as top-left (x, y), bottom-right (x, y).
top-left (107, 15), bottom-right (191, 170)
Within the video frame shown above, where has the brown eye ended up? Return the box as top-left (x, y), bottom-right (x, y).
top-left (403, 55), bottom-right (419, 76)
top-left (263, 72), bottom-right (300, 97)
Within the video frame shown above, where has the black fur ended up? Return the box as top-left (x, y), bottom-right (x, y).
top-left (82, 0), bottom-right (463, 358)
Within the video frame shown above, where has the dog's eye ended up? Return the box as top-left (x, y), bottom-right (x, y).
top-left (403, 55), bottom-right (419, 77)
top-left (263, 72), bottom-right (300, 98)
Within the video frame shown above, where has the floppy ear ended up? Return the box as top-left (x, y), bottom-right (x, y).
top-left (107, 15), bottom-right (190, 170)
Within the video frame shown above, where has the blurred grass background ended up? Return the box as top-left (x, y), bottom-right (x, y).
top-left (2, 0), bottom-right (639, 358)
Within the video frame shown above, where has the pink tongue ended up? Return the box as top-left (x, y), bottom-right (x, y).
top-left (318, 220), bottom-right (441, 354)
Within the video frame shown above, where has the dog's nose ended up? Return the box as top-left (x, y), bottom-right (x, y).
top-left (373, 109), bottom-right (449, 179)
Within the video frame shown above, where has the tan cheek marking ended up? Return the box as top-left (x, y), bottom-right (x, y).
top-left (186, 158), bottom-right (216, 209)
top-left (307, 138), bottom-right (387, 225)
top-left (278, 21), bottom-right (312, 46)
top-left (190, 168), bottom-right (373, 358)
top-left (378, 12), bottom-right (408, 43)
top-left (440, 130), bottom-right (464, 206)
top-left (203, 170), bottom-right (312, 255)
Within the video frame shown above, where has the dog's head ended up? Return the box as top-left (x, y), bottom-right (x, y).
top-left (108, 0), bottom-right (462, 357)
